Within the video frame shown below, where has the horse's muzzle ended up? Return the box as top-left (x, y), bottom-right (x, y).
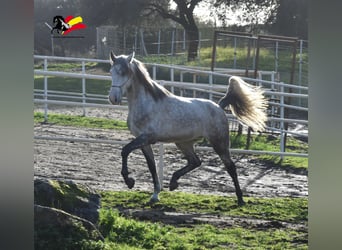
top-left (108, 88), bottom-right (122, 105)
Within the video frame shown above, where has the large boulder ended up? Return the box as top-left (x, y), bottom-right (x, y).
top-left (34, 178), bottom-right (101, 224)
top-left (34, 178), bottom-right (104, 249)
top-left (34, 204), bottom-right (104, 250)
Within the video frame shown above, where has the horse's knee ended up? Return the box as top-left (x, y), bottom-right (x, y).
top-left (121, 146), bottom-right (129, 158)
top-left (225, 160), bottom-right (237, 174)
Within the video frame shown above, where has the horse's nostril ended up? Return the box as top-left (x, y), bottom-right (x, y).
top-left (108, 92), bottom-right (121, 105)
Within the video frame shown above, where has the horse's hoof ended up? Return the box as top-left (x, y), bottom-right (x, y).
top-left (169, 181), bottom-right (179, 191)
top-left (126, 178), bottom-right (135, 189)
top-left (148, 197), bottom-right (160, 205)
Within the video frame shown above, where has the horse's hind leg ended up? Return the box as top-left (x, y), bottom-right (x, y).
top-left (211, 138), bottom-right (245, 206)
top-left (141, 145), bottom-right (161, 203)
top-left (169, 141), bottom-right (201, 191)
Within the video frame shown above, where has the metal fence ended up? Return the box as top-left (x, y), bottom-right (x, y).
top-left (95, 27), bottom-right (308, 92)
top-left (34, 55), bottom-right (308, 166)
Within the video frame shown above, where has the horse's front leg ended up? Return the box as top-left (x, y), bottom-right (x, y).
top-left (141, 145), bottom-right (161, 203)
top-left (121, 134), bottom-right (155, 189)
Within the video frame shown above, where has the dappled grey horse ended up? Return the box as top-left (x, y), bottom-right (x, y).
top-left (108, 52), bottom-right (267, 206)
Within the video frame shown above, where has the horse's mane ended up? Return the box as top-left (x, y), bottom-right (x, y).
top-left (131, 59), bottom-right (171, 101)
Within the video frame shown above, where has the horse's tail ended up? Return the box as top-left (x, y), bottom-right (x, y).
top-left (218, 76), bottom-right (268, 131)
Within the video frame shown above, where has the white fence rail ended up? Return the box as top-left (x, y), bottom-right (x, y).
top-left (34, 55), bottom-right (308, 163)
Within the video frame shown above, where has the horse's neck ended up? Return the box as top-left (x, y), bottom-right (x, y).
top-left (126, 82), bottom-right (155, 111)
top-left (127, 83), bottom-right (155, 116)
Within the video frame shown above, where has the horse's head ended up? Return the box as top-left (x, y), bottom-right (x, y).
top-left (108, 51), bottom-right (135, 105)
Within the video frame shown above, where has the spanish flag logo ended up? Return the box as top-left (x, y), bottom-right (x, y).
top-left (50, 15), bottom-right (86, 35)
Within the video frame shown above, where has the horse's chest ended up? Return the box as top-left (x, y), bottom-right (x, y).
top-left (127, 110), bottom-right (154, 136)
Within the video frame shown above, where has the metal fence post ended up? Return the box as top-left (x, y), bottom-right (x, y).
top-left (82, 61), bottom-right (86, 116)
top-left (198, 31), bottom-right (201, 61)
top-left (152, 65), bottom-right (156, 80)
top-left (157, 30), bottom-right (161, 55)
top-left (180, 71), bottom-right (184, 96)
top-left (275, 41), bottom-right (279, 73)
top-left (43, 58), bottom-right (48, 122)
top-left (183, 29), bottom-right (186, 51)
top-left (134, 28), bottom-right (138, 54)
top-left (171, 29), bottom-right (175, 56)
top-left (170, 67), bottom-right (174, 93)
top-left (298, 40), bottom-right (303, 106)
top-left (209, 73), bottom-right (213, 101)
top-left (158, 143), bottom-right (164, 190)
top-left (280, 84), bottom-right (285, 160)
top-left (233, 37), bottom-right (237, 68)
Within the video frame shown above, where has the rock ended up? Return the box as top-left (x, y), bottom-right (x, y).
top-left (34, 178), bottom-right (101, 224)
top-left (34, 204), bottom-right (104, 250)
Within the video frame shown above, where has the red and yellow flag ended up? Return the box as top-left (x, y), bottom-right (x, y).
top-left (62, 16), bottom-right (86, 35)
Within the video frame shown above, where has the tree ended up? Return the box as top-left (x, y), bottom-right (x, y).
top-left (267, 0), bottom-right (308, 39)
top-left (148, 0), bottom-right (279, 61)
top-left (214, 0), bottom-right (277, 31)
top-left (80, 0), bottom-right (146, 27)
top-left (215, 0), bottom-right (307, 38)
top-left (147, 0), bottom-right (202, 61)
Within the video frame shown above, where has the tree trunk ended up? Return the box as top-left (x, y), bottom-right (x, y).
top-left (148, 0), bottom-right (201, 61)
top-left (186, 26), bottom-right (199, 61)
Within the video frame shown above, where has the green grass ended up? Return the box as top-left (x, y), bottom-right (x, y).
top-left (101, 191), bottom-right (307, 223)
top-left (36, 185), bottom-right (307, 249)
top-left (34, 61), bottom-right (100, 71)
top-left (229, 132), bottom-right (308, 169)
top-left (35, 188), bottom-right (307, 249)
top-left (97, 191), bottom-right (307, 249)
top-left (34, 76), bottom-right (112, 96)
top-left (229, 132), bottom-right (307, 153)
top-left (34, 112), bottom-right (127, 130)
top-left (99, 209), bottom-right (307, 250)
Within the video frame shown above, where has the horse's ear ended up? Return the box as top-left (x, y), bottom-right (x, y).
top-left (127, 51), bottom-right (135, 63)
top-left (110, 51), bottom-right (117, 65)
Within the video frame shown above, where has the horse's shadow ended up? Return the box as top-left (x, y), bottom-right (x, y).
top-left (117, 205), bottom-right (240, 227)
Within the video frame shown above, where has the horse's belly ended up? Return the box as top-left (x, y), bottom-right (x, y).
top-left (129, 118), bottom-right (203, 142)
top-left (155, 122), bottom-right (204, 142)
